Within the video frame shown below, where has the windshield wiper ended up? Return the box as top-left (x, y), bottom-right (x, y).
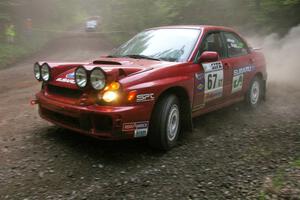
top-left (122, 54), bottom-right (161, 61)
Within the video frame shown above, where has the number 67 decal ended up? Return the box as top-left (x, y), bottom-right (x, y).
top-left (202, 61), bottom-right (224, 102)
top-left (207, 73), bottom-right (218, 90)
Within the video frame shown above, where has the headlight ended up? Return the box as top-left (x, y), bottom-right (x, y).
top-left (102, 91), bottom-right (118, 102)
top-left (75, 66), bottom-right (88, 88)
top-left (33, 63), bottom-right (41, 81)
top-left (90, 68), bottom-right (106, 90)
top-left (41, 63), bottom-right (51, 82)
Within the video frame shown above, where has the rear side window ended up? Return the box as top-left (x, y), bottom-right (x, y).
top-left (224, 32), bottom-right (248, 57)
top-left (201, 32), bottom-right (226, 58)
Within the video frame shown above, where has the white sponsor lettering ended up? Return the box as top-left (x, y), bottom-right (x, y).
top-left (136, 93), bottom-right (155, 102)
top-left (56, 78), bottom-right (75, 84)
top-left (233, 65), bottom-right (255, 76)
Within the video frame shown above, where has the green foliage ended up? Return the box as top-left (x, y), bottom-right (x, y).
top-left (0, 0), bottom-right (88, 68)
top-left (93, 0), bottom-right (300, 38)
top-left (0, 44), bottom-right (27, 68)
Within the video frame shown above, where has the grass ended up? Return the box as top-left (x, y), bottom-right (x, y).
top-left (259, 158), bottom-right (300, 198)
top-left (272, 171), bottom-right (284, 189)
top-left (0, 31), bottom-right (52, 69)
top-left (292, 159), bottom-right (300, 167)
top-left (259, 191), bottom-right (267, 200)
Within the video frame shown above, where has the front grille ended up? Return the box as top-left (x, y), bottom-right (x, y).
top-left (40, 106), bottom-right (113, 133)
top-left (47, 84), bottom-right (83, 99)
top-left (93, 114), bottom-right (113, 132)
top-left (41, 106), bottom-right (81, 129)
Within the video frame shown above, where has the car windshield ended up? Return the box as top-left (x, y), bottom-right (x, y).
top-left (110, 28), bottom-right (201, 62)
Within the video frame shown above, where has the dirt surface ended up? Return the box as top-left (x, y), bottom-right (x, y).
top-left (0, 35), bottom-right (299, 200)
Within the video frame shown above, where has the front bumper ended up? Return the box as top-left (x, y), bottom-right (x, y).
top-left (36, 92), bottom-right (152, 140)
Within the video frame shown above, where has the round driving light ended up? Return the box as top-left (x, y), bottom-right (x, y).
top-left (41, 63), bottom-right (51, 82)
top-left (102, 91), bottom-right (118, 102)
top-left (75, 67), bottom-right (88, 88)
top-left (90, 68), bottom-right (106, 90)
top-left (33, 63), bottom-right (41, 81)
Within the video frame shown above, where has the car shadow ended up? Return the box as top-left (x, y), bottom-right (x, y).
top-left (41, 125), bottom-right (165, 163)
top-left (39, 101), bottom-right (263, 164)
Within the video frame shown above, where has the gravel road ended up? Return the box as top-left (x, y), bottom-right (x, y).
top-left (0, 35), bottom-right (299, 200)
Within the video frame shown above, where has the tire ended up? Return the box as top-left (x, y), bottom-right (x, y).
top-left (148, 95), bottom-right (181, 151)
top-left (246, 76), bottom-right (263, 108)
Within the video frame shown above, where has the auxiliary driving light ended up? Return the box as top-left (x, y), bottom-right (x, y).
top-left (41, 63), bottom-right (51, 82)
top-left (34, 63), bottom-right (41, 81)
top-left (75, 66), bottom-right (88, 88)
top-left (90, 68), bottom-right (106, 90)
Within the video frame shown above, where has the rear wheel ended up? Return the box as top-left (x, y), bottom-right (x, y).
top-left (246, 76), bottom-right (263, 108)
top-left (148, 95), bottom-right (180, 151)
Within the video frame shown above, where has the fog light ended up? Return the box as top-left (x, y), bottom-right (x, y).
top-left (102, 91), bottom-right (118, 102)
top-left (110, 82), bottom-right (120, 90)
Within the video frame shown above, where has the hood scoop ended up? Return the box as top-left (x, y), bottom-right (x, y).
top-left (93, 60), bottom-right (122, 65)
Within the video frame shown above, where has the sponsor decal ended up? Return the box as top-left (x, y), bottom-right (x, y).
top-left (195, 72), bottom-right (205, 92)
top-left (134, 128), bottom-right (148, 138)
top-left (122, 121), bottom-right (149, 131)
top-left (232, 65), bottom-right (255, 93)
top-left (202, 61), bottom-right (224, 102)
top-left (203, 61), bottom-right (223, 73)
top-left (195, 72), bottom-right (204, 81)
top-left (56, 78), bottom-right (75, 84)
top-left (56, 72), bottom-right (76, 84)
top-left (232, 74), bottom-right (244, 93)
top-left (66, 72), bottom-right (75, 79)
top-left (233, 65), bottom-right (255, 76)
top-left (136, 93), bottom-right (155, 103)
top-left (197, 83), bottom-right (204, 91)
top-left (122, 121), bottom-right (149, 138)
top-left (204, 89), bottom-right (223, 100)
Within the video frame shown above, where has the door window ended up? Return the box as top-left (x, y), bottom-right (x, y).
top-left (224, 32), bottom-right (248, 57)
top-left (201, 32), bottom-right (226, 58)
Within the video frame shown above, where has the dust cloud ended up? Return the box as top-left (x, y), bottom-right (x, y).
top-left (248, 25), bottom-right (300, 87)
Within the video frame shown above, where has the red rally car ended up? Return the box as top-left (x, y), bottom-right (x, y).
top-left (32, 25), bottom-right (267, 150)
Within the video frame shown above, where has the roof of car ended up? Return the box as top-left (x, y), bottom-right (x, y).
top-left (148, 25), bottom-right (235, 32)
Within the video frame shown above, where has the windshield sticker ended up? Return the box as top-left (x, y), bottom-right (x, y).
top-left (202, 61), bottom-right (224, 102)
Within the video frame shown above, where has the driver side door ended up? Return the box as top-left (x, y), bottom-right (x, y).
top-left (194, 31), bottom-right (231, 109)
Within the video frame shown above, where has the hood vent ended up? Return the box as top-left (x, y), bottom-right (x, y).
top-left (93, 60), bottom-right (122, 65)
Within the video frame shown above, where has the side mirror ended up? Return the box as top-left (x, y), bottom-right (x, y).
top-left (198, 51), bottom-right (219, 63)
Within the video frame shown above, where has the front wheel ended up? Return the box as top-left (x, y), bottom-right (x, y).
top-left (148, 95), bottom-right (181, 151)
top-left (246, 76), bottom-right (263, 108)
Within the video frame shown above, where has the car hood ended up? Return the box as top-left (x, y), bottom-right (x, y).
top-left (46, 57), bottom-right (178, 89)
